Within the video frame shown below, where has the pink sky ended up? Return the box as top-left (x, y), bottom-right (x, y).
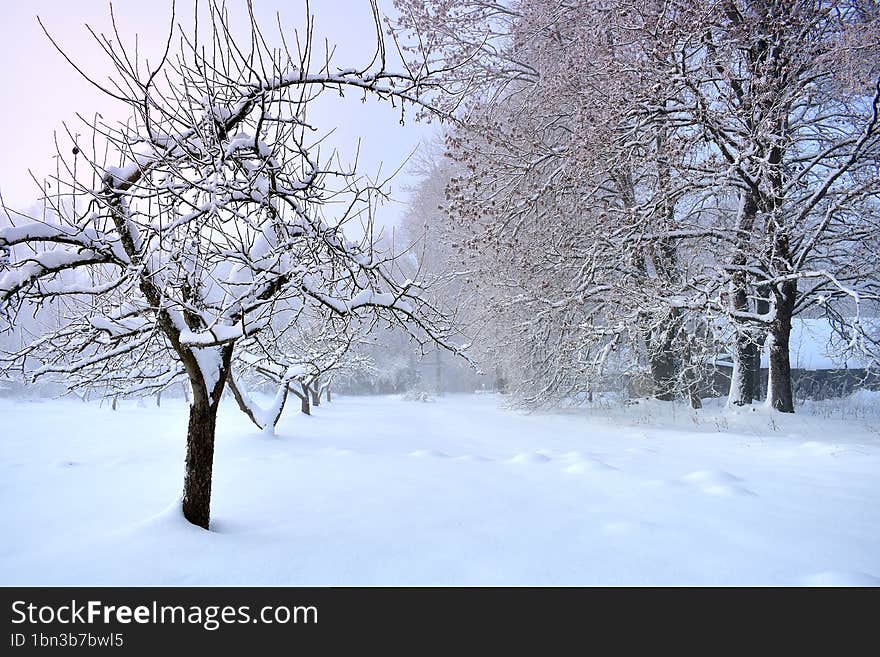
top-left (0, 0), bottom-right (434, 226)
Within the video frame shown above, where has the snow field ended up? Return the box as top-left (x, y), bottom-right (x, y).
top-left (1, 393), bottom-right (878, 585)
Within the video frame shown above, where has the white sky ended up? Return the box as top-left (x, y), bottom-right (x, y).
top-left (0, 0), bottom-right (436, 226)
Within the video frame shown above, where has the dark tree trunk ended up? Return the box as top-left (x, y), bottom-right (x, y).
top-left (156, 390), bottom-right (162, 407)
top-left (649, 352), bottom-right (676, 401)
top-left (300, 384), bottom-right (311, 415)
top-left (768, 280), bottom-right (796, 413)
top-left (729, 332), bottom-right (764, 406)
top-left (647, 309), bottom-right (680, 402)
top-left (310, 382), bottom-right (321, 407)
top-left (182, 393), bottom-right (220, 529)
top-left (181, 346), bottom-right (232, 529)
top-left (326, 387), bottom-right (332, 403)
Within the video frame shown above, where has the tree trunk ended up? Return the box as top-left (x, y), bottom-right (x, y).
top-left (435, 348), bottom-right (443, 396)
top-left (688, 380), bottom-right (702, 410)
top-left (182, 392), bottom-right (220, 529)
top-left (647, 309), bottom-right (680, 402)
top-left (727, 192), bottom-right (760, 407)
top-left (227, 373), bottom-right (266, 431)
top-left (767, 280), bottom-right (796, 413)
top-left (181, 346), bottom-right (232, 529)
top-left (649, 347), bottom-right (677, 401)
top-left (728, 332), bottom-right (759, 406)
top-left (681, 339), bottom-right (702, 410)
top-left (310, 384), bottom-right (321, 407)
top-left (300, 384), bottom-right (311, 415)
top-left (156, 390), bottom-right (162, 407)
top-left (751, 287), bottom-right (771, 401)
top-left (750, 338), bottom-right (766, 401)
top-left (326, 387), bottom-right (332, 403)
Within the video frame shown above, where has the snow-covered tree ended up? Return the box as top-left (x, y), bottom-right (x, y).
top-left (228, 308), bottom-right (376, 431)
top-left (654, 0), bottom-right (880, 411)
top-left (0, 1), bottom-right (460, 528)
top-left (391, 0), bottom-right (711, 406)
top-left (393, 0), bottom-right (880, 412)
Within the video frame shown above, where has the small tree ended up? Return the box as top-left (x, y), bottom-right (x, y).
top-left (227, 308), bottom-right (376, 432)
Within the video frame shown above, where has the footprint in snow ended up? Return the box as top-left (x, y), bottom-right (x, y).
top-left (508, 452), bottom-right (552, 464)
top-left (562, 458), bottom-right (618, 475)
top-left (409, 449), bottom-right (451, 459)
top-left (679, 469), bottom-right (755, 497)
top-left (681, 469), bottom-right (743, 484)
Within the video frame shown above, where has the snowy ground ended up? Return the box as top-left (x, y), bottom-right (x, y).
top-left (1, 393), bottom-right (879, 586)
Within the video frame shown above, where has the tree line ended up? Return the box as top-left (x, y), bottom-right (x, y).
top-left (392, 0), bottom-right (880, 412)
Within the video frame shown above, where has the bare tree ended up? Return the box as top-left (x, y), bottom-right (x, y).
top-left (660, 0), bottom-right (880, 411)
top-left (0, 1), bottom-right (461, 528)
top-left (227, 308), bottom-right (376, 432)
top-left (393, 0), bottom-right (718, 407)
top-left (393, 0), bottom-right (880, 413)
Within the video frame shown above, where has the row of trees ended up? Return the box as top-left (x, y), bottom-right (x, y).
top-left (392, 0), bottom-right (880, 412)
